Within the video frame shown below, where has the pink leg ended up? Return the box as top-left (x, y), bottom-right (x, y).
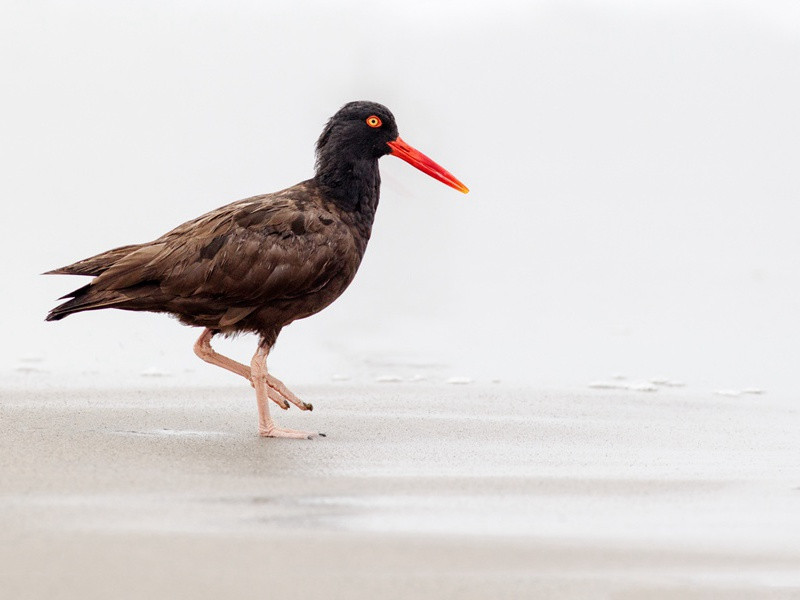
top-left (250, 344), bottom-right (320, 439)
top-left (193, 329), bottom-right (312, 411)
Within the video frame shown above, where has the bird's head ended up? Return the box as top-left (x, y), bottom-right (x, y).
top-left (316, 101), bottom-right (468, 194)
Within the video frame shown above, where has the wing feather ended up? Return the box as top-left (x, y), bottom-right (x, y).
top-left (46, 182), bottom-right (356, 323)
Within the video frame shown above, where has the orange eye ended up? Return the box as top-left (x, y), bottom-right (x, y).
top-left (366, 115), bottom-right (382, 128)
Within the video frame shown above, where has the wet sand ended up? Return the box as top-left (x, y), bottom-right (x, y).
top-left (1, 383), bottom-right (799, 599)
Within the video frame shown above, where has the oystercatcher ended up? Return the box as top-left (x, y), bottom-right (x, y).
top-left (46, 101), bottom-right (468, 438)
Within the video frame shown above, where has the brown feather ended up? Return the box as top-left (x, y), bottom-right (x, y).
top-left (45, 181), bottom-right (369, 336)
top-left (44, 244), bottom-right (143, 276)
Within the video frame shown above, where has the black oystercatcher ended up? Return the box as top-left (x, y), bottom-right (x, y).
top-left (46, 101), bottom-right (468, 439)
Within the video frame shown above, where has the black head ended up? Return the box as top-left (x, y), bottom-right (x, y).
top-left (315, 101), bottom-right (399, 165)
top-left (313, 101), bottom-right (468, 211)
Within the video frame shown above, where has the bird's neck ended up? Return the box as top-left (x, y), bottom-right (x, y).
top-left (314, 158), bottom-right (381, 220)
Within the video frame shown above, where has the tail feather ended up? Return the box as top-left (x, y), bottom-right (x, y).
top-left (45, 243), bottom-right (155, 321)
top-left (44, 244), bottom-right (143, 277)
top-left (57, 283), bottom-right (91, 300)
top-left (45, 291), bottom-right (130, 321)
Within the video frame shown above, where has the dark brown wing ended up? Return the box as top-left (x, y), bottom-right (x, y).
top-left (46, 182), bottom-right (357, 325)
top-left (160, 197), bottom-right (345, 301)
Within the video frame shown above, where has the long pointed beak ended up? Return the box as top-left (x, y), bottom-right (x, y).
top-left (387, 137), bottom-right (469, 194)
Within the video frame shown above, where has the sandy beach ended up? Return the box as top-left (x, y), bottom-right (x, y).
top-left (1, 382), bottom-right (798, 599)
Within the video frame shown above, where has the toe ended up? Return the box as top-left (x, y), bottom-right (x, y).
top-left (260, 427), bottom-right (320, 439)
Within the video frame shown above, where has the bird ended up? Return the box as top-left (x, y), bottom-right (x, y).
top-left (45, 101), bottom-right (468, 439)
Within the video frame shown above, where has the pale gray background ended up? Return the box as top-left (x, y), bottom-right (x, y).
top-left (3, 0), bottom-right (799, 392)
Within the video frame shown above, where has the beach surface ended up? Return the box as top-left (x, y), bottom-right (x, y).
top-left (1, 382), bottom-right (799, 599)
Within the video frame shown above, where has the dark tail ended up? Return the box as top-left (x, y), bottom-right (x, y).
top-left (45, 243), bottom-right (146, 321)
top-left (46, 288), bottom-right (128, 321)
top-left (44, 244), bottom-right (142, 277)
top-left (46, 297), bottom-right (83, 321)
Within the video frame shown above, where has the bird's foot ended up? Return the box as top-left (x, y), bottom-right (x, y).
top-left (267, 387), bottom-right (291, 410)
top-left (250, 377), bottom-right (290, 410)
top-left (266, 374), bottom-right (313, 411)
top-left (259, 424), bottom-right (323, 439)
top-left (250, 375), bottom-right (311, 411)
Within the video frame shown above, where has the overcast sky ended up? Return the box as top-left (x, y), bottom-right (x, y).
top-left (2, 0), bottom-right (799, 393)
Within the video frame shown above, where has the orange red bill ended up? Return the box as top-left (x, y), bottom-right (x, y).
top-left (387, 137), bottom-right (469, 194)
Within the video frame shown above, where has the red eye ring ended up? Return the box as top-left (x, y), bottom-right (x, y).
top-left (366, 115), bottom-right (382, 128)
